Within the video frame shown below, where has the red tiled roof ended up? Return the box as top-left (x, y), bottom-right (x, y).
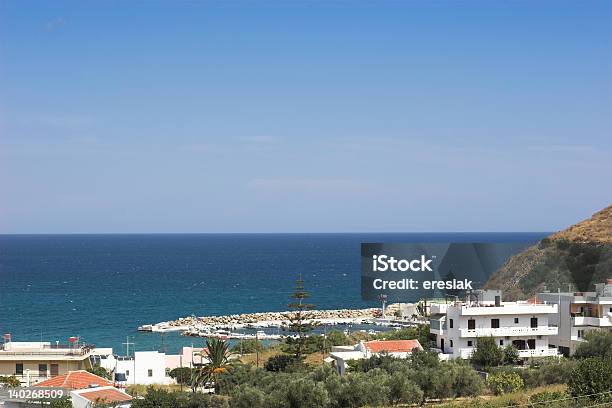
top-left (35, 370), bottom-right (113, 389)
top-left (77, 388), bottom-right (132, 403)
top-left (363, 339), bottom-right (423, 353)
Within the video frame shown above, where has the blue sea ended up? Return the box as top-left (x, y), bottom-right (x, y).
top-left (0, 233), bottom-right (546, 354)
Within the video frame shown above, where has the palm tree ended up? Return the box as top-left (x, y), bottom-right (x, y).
top-left (191, 337), bottom-right (231, 393)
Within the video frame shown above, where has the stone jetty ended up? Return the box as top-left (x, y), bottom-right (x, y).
top-left (139, 307), bottom-right (382, 333)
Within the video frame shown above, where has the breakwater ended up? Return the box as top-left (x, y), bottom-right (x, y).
top-left (139, 307), bottom-right (383, 335)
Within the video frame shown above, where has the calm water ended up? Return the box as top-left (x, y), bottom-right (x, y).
top-left (0, 233), bottom-right (545, 353)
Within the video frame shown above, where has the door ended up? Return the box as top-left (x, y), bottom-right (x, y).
top-left (440, 339), bottom-right (445, 353)
top-left (530, 317), bottom-right (538, 328)
top-left (512, 340), bottom-right (526, 350)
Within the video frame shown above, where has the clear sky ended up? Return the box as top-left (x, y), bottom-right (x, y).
top-left (0, 1), bottom-right (610, 233)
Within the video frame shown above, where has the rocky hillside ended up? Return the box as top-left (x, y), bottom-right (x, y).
top-left (484, 205), bottom-right (612, 300)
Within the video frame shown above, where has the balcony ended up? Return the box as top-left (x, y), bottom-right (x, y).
top-left (518, 348), bottom-right (559, 358)
top-left (572, 316), bottom-right (612, 327)
top-left (456, 347), bottom-right (559, 359)
top-left (458, 304), bottom-right (557, 316)
top-left (458, 326), bottom-right (558, 338)
top-left (0, 346), bottom-right (93, 360)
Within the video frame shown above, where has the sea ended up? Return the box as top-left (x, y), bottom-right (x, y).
top-left (0, 233), bottom-right (546, 354)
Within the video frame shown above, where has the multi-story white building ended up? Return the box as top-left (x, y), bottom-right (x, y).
top-left (538, 280), bottom-right (612, 356)
top-left (430, 290), bottom-right (559, 360)
top-left (0, 341), bottom-right (94, 386)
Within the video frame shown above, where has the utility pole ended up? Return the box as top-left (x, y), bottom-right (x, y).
top-left (255, 331), bottom-right (259, 368)
top-left (122, 336), bottom-right (135, 385)
top-left (378, 294), bottom-right (388, 319)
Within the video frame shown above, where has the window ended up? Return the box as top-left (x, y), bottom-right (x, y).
top-left (126, 370), bottom-right (130, 376)
top-left (450, 340), bottom-right (453, 347)
top-left (148, 369), bottom-right (153, 377)
top-left (468, 319), bottom-right (475, 330)
top-left (50, 364), bottom-right (59, 377)
top-left (530, 317), bottom-right (538, 328)
top-left (609, 307), bottom-right (611, 313)
top-left (467, 340), bottom-right (473, 347)
top-left (527, 339), bottom-right (536, 349)
top-left (499, 340), bottom-right (504, 346)
top-left (577, 330), bottom-right (583, 338)
top-left (39, 364), bottom-right (48, 377)
top-left (491, 319), bottom-right (500, 329)
top-left (449, 319), bottom-right (454, 329)
top-left (514, 317), bottom-right (519, 324)
top-left (15, 363), bottom-right (23, 375)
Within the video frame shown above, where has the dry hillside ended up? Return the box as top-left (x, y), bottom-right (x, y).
top-left (484, 205), bottom-right (612, 300)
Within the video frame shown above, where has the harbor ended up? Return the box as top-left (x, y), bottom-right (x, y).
top-left (137, 305), bottom-right (416, 340)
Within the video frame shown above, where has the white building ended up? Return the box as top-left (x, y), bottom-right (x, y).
top-left (165, 346), bottom-right (207, 370)
top-left (537, 280), bottom-right (612, 356)
top-left (429, 290), bottom-right (559, 360)
top-left (329, 339), bottom-right (422, 375)
top-left (115, 351), bottom-right (173, 385)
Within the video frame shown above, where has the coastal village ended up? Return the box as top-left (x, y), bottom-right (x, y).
top-left (1, 280), bottom-right (611, 407)
top-left (1, 207), bottom-right (610, 407)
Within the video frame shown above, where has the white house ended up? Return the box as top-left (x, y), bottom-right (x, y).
top-left (537, 280), bottom-right (612, 356)
top-left (115, 351), bottom-right (173, 385)
top-left (70, 386), bottom-right (132, 408)
top-left (89, 348), bottom-right (116, 373)
top-left (329, 339), bottom-right (422, 375)
top-left (430, 290), bottom-right (559, 360)
top-left (165, 346), bottom-right (207, 370)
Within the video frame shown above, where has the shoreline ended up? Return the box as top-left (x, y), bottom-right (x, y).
top-left (137, 307), bottom-right (394, 337)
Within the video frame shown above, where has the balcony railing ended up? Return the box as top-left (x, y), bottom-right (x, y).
top-left (572, 316), bottom-right (612, 327)
top-left (518, 348), bottom-right (559, 358)
top-left (458, 326), bottom-right (558, 338)
top-left (0, 347), bottom-right (93, 357)
top-left (457, 347), bottom-right (558, 359)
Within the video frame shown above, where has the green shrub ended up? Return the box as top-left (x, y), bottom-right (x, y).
top-left (471, 337), bottom-right (504, 369)
top-left (0, 375), bottom-right (20, 387)
top-left (573, 330), bottom-right (612, 359)
top-left (386, 372), bottom-right (423, 406)
top-left (502, 345), bottom-right (520, 365)
top-left (486, 371), bottom-right (524, 395)
top-left (264, 354), bottom-right (298, 372)
top-left (567, 357), bottom-right (612, 400)
top-left (229, 385), bottom-right (266, 408)
top-left (528, 390), bottom-right (567, 407)
top-left (168, 367), bottom-right (196, 385)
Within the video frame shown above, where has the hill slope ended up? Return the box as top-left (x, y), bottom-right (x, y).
top-left (484, 205), bottom-right (612, 300)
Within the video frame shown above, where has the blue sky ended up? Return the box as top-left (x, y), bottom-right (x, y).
top-left (0, 1), bottom-right (610, 233)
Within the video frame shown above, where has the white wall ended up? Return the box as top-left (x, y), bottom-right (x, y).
top-left (115, 351), bottom-right (173, 385)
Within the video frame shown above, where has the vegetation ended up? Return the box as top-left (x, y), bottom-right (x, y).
top-left (264, 354), bottom-right (299, 372)
top-left (169, 367), bottom-right (197, 385)
top-left (87, 365), bottom-right (112, 380)
top-left (486, 371), bottom-right (524, 395)
top-left (0, 375), bottom-right (20, 387)
top-left (192, 337), bottom-right (232, 393)
top-left (573, 330), bottom-right (612, 359)
top-left (470, 336), bottom-right (503, 369)
top-left (231, 339), bottom-right (264, 354)
top-left (567, 357), bottom-right (612, 401)
top-left (286, 274), bottom-right (316, 360)
top-left (126, 332), bottom-right (612, 408)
